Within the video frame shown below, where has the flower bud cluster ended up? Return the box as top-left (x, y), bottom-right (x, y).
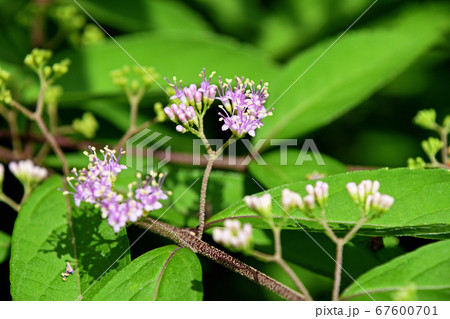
top-left (413, 109), bottom-right (438, 131)
top-left (25, 49), bottom-right (71, 80)
top-left (346, 180), bottom-right (394, 216)
top-left (212, 219), bottom-right (252, 251)
top-left (218, 76), bottom-right (272, 138)
top-left (8, 160), bottom-right (48, 190)
top-left (407, 157), bottom-right (426, 169)
top-left (165, 68), bottom-right (217, 114)
top-left (421, 137), bottom-right (443, 162)
top-left (244, 193), bottom-right (272, 219)
top-left (163, 102), bottom-right (199, 133)
top-left (72, 112), bottom-right (99, 138)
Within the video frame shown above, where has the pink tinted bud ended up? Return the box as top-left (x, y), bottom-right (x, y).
top-left (177, 112), bottom-right (188, 125)
top-left (185, 106), bottom-right (197, 123)
top-left (194, 91), bottom-right (202, 104)
top-left (207, 86), bottom-right (217, 101)
top-left (380, 195), bottom-right (394, 211)
top-left (176, 125), bottom-right (186, 133)
top-left (184, 87), bottom-right (194, 102)
top-left (306, 184), bottom-right (314, 196)
top-left (170, 103), bottom-right (179, 113)
top-left (304, 194), bottom-right (315, 210)
top-left (189, 84), bottom-right (197, 92)
top-left (163, 107), bottom-right (175, 121)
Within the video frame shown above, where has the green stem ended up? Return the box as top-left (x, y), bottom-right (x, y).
top-left (0, 193), bottom-right (20, 211)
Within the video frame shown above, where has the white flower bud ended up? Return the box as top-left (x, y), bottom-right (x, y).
top-left (305, 184), bottom-right (314, 196)
top-left (372, 180), bottom-right (380, 194)
top-left (346, 182), bottom-right (358, 202)
top-left (304, 194), bottom-right (315, 210)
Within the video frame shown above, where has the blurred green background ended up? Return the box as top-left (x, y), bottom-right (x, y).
top-left (1, 0), bottom-right (449, 300)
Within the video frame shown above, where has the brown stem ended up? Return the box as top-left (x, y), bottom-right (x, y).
top-left (275, 258), bottom-right (312, 301)
top-left (7, 110), bottom-right (22, 157)
top-left (9, 100), bottom-right (34, 119)
top-left (342, 216), bottom-right (367, 243)
top-left (196, 156), bottom-right (215, 239)
top-left (332, 240), bottom-right (344, 301)
top-left (135, 218), bottom-right (305, 301)
top-left (34, 116), bottom-right (69, 175)
top-left (253, 227), bottom-right (313, 300)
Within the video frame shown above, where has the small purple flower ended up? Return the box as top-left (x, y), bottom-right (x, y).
top-left (63, 147), bottom-right (170, 233)
top-left (65, 262), bottom-right (74, 275)
top-left (217, 76), bottom-right (272, 138)
top-left (198, 68), bottom-right (216, 102)
top-left (165, 76), bottom-right (187, 104)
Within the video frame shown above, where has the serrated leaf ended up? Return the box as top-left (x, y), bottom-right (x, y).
top-left (249, 149), bottom-right (347, 188)
top-left (341, 240), bottom-right (450, 300)
top-left (10, 176), bottom-right (131, 300)
top-left (207, 168), bottom-right (450, 238)
top-left (92, 245), bottom-right (203, 300)
top-left (256, 5), bottom-right (450, 144)
top-left (0, 230), bottom-right (10, 264)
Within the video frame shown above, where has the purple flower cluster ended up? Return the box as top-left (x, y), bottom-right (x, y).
top-left (164, 69), bottom-right (217, 133)
top-left (163, 69), bottom-right (272, 138)
top-left (64, 146), bottom-right (169, 233)
top-left (218, 76), bottom-right (272, 138)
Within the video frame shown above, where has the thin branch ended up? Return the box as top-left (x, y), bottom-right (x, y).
top-left (0, 193), bottom-right (20, 211)
top-left (332, 240), bottom-right (344, 301)
top-left (275, 257), bottom-right (312, 300)
top-left (9, 100), bottom-right (34, 120)
top-left (196, 156), bottom-right (215, 239)
top-left (34, 116), bottom-right (69, 175)
top-left (253, 226), bottom-right (313, 300)
top-left (135, 218), bottom-right (305, 301)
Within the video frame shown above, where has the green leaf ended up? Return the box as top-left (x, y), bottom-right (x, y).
top-left (341, 240), bottom-right (450, 301)
top-left (207, 168), bottom-right (450, 238)
top-left (0, 230), bottom-right (11, 264)
top-left (58, 30), bottom-right (279, 100)
top-left (249, 149), bottom-right (347, 188)
top-left (75, 0), bottom-right (211, 33)
top-left (10, 176), bottom-right (131, 300)
top-left (92, 245), bottom-right (203, 300)
top-left (256, 5), bottom-right (450, 144)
